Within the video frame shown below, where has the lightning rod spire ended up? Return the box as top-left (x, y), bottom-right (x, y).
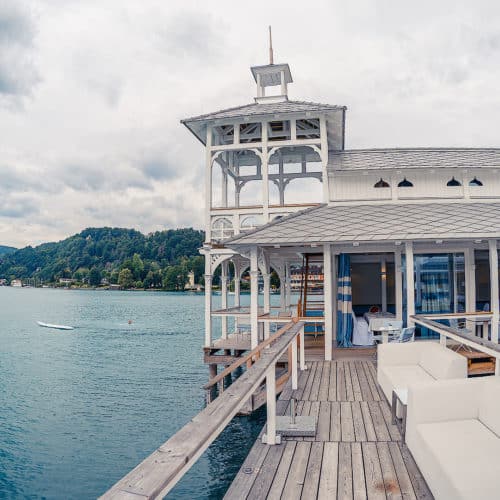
top-left (269, 26), bottom-right (274, 65)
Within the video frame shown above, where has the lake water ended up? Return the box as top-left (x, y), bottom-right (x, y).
top-left (0, 287), bottom-right (265, 499)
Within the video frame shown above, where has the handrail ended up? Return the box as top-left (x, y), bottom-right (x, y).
top-left (203, 320), bottom-right (296, 390)
top-left (412, 313), bottom-right (500, 360)
top-left (100, 321), bottom-right (304, 500)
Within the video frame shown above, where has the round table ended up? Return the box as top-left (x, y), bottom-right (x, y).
top-left (372, 325), bottom-right (401, 344)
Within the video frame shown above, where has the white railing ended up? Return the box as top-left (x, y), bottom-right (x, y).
top-left (412, 312), bottom-right (500, 375)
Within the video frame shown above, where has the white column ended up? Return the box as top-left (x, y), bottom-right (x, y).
top-left (233, 263), bottom-right (241, 331)
top-left (261, 123), bottom-right (269, 223)
top-left (323, 244), bottom-right (333, 361)
top-left (280, 69), bottom-right (287, 95)
top-left (333, 252), bottom-right (339, 346)
top-left (285, 262), bottom-right (291, 309)
top-left (221, 261), bottom-right (228, 339)
top-left (250, 247), bottom-right (259, 349)
top-left (319, 116), bottom-right (329, 202)
top-left (464, 247), bottom-right (476, 313)
top-left (262, 364), bottom-right (279, 445)
top-left (405, 242), bottom-right (415, 326)
top-left (221, 169), bottom-right (228, 208)
top-left (279, 267), bottom-right (286, 311)
top-left (263, 272), bottom-right (271, 340)
top-left (291, 337), bottom-right (298, 390)
top-left (299, 325), bottom-right (306, 371)
top-left (489, 240), bottom-right (499, 343)
top-left (381, 257), bottom-right (387, 313)
top-left (204, 257), bottom-right (212, 347)
top-left (205, 126), bottom-right (213, 242)
top-left (395, 249), bottom-right (403, 321)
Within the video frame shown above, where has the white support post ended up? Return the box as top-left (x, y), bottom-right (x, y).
top-left (299, 325), bottom-right (307, 371)
top-left (280, 69), bottom-right (287, 96)
top-left (261, 123), bottom-right (269, 223)
top-left (464, 247), bottom-right (476, 313)
top-left (250, 247), bottom-right (259, 349)
top-left (205, 126), bottom-right (213, 242)
top-left (381, 257), bottom-right (387, 313)
top-left (221, 261), bottom-right (228, 339)
top-left (290, 119), bottom-right (297, 141)
top-left (234, 264), bottom-right (241, 331)
top-left (405, 242), bottom-right (415, 326)
top-left (263, 272), bottom-right (271, 340)
top-left (221, 169), bottom-right (228, 208)
top-left (319, 116), bottom-right (329, 203)
top-left (324, 244), bottom-right (333, 361)
top-left (333, 251), bottom-right (339, 346)
top-left (262, 364), bottom-right (280, 445)
top-left (279, 266), bottom-right (286, 311)
top-left (489, 240), bottom-right (499, 343)
top-left (395, 249), bottom-right (403, 321)
top-left (285, 262), bottom-right (291, 309)
top-left (291, 337), bottom-right (298, 390)
top-left (204, 257), bottom-right (213, 348)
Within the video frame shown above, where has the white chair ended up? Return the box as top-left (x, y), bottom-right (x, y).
top-left (390, 326), bottom-right (415, 343)
top-left (351, 311), bottom-right (374, 346)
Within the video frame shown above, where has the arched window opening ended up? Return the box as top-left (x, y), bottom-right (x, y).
top-left (397, 178), bottom-right (413, 187)
top-left (446, 177), bottom-right (462, 187)
top-left (240, 216), bottom-right (262, 231)
top-left (212, 218), bottom-right (234, 241)
top-left (374, 178), bottom-right (390, 188)
top-left (469, 177), bottom-right (483, 187)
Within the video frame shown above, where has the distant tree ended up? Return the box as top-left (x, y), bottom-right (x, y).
top-left (162, 265), bottom-right (187, 291)
top-left (89, 267), bottom-right (101, 286)
top-left (118, 268), bottom-right (134, 289)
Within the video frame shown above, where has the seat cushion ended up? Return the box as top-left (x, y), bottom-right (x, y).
top-left (419, 343), bottom-right (467, 380)
top-left (378, 364), bottom-right (434, 402)
top-left (415, 419), bottom-right (500, 500)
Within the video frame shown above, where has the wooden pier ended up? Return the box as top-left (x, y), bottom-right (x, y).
top-left (225, 359), bottom-right (433, 500)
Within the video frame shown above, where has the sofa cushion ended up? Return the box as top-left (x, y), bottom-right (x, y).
top-left (378, 364), bottom-right (434, 402)
top-left (417, 419), bottom-right (500, 500)
top-left (418, 343), bottom-right (467, 380)
top-left (478, 376), bottom-right (500, 437)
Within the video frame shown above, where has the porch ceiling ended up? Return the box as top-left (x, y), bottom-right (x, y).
top-left (224, 202), bottom-right (500, 247)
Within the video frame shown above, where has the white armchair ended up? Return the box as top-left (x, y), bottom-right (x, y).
top-left (351, 312), bottom-right (373, 346)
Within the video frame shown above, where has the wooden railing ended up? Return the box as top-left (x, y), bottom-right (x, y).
top-left (412, 312), bottom-right (500, 375)
top-left (100, 321), bottom-right (305, 500)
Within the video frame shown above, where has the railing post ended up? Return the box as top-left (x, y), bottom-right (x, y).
top-left (262, 363), bottom-right (281, 445)
top-left (440, 334), bottom-right (447, 346)
top-left (292, 336), bottom-right (298, 390)
top-left (299, 325), bottom-right (307, 371)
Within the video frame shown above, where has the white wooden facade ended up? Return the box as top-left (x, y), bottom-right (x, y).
top-left (182, 59), bottom-right (500, 361)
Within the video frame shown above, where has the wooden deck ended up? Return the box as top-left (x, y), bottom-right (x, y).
top-left (225, 360), bottom-right (433, 500)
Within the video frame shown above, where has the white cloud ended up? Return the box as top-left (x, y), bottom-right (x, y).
top-left (1, 0), bottom-right (500, 247)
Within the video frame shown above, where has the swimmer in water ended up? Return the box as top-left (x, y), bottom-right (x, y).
top-left (128, 320), bottom-right (133, 325)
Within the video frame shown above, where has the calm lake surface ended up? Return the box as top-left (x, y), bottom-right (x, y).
top-left (0, 287), bottom-right (265, 499)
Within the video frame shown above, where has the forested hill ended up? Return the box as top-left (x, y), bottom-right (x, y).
top-left (0, 245), bottom-right (16, 255)
top-left (0, 227), bottom-right (205, 290)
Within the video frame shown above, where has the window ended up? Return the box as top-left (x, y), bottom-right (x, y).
top-left (397, 178), bottom-right (413, 187)
top-left (240, 122), bottom-right (262, 143)
top-left (446, 177), bottom-right (462, 187)
top-left (211, 218), bottom-right (234, 241)
top-left (240, 215), bottom-right (262, 231)
top-left (469, 177), bottom-right (483, 186)
top-left (296, 118), bottom-right (320, 139)
top-left (374, 178), bottom-right (390, 188)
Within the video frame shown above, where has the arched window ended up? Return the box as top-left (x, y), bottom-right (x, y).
top-left (212, 218), bottom-right (234, 241)
top-left (374, 178), bottom-right (390, 188)
top-left (397, 178), bottom-right (414, 187)
top-left (469, 177), bottom-right (483, 186)
top-left (240, 215), bottom-right (262, 231)
top-left (446, 177), bottom-right (462, 187)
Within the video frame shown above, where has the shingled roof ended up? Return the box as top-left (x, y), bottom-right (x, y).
top-left (328, 148), bottom-right (500, 171)
top-left (225, 202), bottom-right (500, 247)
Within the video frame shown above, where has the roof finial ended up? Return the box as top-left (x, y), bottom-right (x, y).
top-left (269, 26), bottom-right (274, 65)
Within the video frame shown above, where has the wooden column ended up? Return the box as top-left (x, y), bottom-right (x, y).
top-left (405, 242), bottom-right (416, 326)
top-left (489, 240), bottom-right (499, 343)
top-left (263, 272), bottom-right (271, 340)
top-left (250, 247), bottom-right (259, 349)
top-left (221, 261), bottom-right (228, 339)
top-left (395, 249), bottom-right (403, 321)
top-left (381, 257), bottom-right (387, 313)
top-left (323, 244), bottom-right (333, 361)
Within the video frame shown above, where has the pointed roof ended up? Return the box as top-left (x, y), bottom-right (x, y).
top-left (224, 202), bottom-right (500, 247)
top-left (181, 100), bottom-right (346, 144)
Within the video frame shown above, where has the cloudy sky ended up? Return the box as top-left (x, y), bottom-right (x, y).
top-left (1, 0), bottom-right (499, 247)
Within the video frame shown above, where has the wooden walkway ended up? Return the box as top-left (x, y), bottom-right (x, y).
top-left (225, 360), bottom-right (433, 500)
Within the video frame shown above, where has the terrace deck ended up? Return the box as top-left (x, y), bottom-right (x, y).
top-left (225, 359), bottom-right (433, 500)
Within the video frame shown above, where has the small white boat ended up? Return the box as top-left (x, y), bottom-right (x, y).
top-left (37, 321), bottom-right (74, 331)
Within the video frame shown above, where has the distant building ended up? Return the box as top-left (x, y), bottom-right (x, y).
top-left (11, 279), bottom-right (22, 287)
top-left (59, 278), bottom-right (74, 285)
top-left (0, 278), bottom-right (7, 286)
top-left (185, 270), bottom-right (202, 291)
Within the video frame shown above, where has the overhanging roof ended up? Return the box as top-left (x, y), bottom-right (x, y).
top-left (181, 100), bottom-right (345, 144)
top-left (328, 148), bottom-right (500, 171)
top-left (225, 202), bottom-right (500, 247)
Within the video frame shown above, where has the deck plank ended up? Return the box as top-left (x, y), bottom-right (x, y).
top-left (328, 361), bottom-right (337, 401)
top-left (316, 401), bottom-right (331, 442)
top-left (337, 442), bottom-right (353, 500)
top-left (354, 359), bottom-right (372, 401)
top-left (281, 441), bottom-right (311, 500)
top-left (398, 443), bottom-right (434, 500)
top-left (350, 361), bottom-right (363, 402)
top-left (246, 444), bottom-right (285, 500)
top-left (318, 361), bottom-right (330, 401)
top-left (360, 401), bottom-right (377, 442)
top-left (330, 401), bottom-right (341, 441)
top-left (377, 442), bottom-right (402, 500)
top-left (304, 401), bottom-right (321, 442)
top-left (362, 442), bottom-right (385, 500)
top-left (302, 362), bottom-right (317, 401)
top-left (344, 362), bottom-right (355, 402)
top-left (340, 402), bottom-right (356, 442)
top-left (301, 442), bottom-right (323, 500)
top-left (352, 401), bottom-right (367, 442)
top-left (368, 401), bottom-right (391, 442)
top-left (388, 442), bottom-right (417, 500)
top-left (310, 361), bottom-right (323, 401)
top-left (266, 441), bottom-right (297, 500)
top-left (318, 442), bottom-right (338, 500)
top-left (337, 362), bottom-right (347, 401)
top-left (362, 361), bottom-right (381, 402)
top-left (352, 442), bottom-right (367, 500)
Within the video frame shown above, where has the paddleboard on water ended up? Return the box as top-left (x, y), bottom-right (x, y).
top-left (37, 321), bottom-right (74, 331)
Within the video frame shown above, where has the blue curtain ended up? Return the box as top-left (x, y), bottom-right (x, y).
top-left (336, 253), bottom-right (353, 347)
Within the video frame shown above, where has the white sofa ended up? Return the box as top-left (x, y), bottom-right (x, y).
top-left (406, 377), bottom-right (500, 500)
top-left (377, 342), bottom-right (468, 410)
